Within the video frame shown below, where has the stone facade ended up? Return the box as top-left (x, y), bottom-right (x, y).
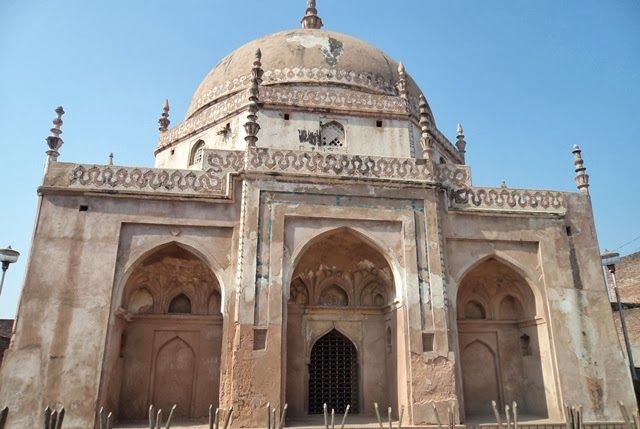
top-left (0, 3), bottom-right (635, 429)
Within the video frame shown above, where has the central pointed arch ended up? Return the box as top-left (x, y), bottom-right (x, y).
top-left (285, 227), bottom-right (401, 418)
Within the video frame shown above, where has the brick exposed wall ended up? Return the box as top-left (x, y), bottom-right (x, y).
top-left (606, 251), bottom-right (640, 303)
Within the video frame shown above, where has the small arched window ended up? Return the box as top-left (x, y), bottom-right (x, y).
top-left (464, 300), bottom-right (486, 320)
top-left (168, 294), bottom-right (192, 314)
top-left (189, 140), bottom-right (205, 166)
top-left (320, 121), bottom-right (345, 148)
top-left (319, 284), bottom-right (349, 306)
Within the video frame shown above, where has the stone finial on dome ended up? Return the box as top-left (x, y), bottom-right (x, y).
top-left (396, 62), bottom-right (408, 100)
top-left (46, 106), bottom-right (65, 164)
top-left (244, 49), bottom-right (263, 147)
top-left (158, 99), bottom-right (170, 132)
top-left (418, 95), bottom-right (433, 159)
top-left (572, 144), bottom-right (590, 194)
top-left (456, 123), bottom-right (467, 163)
top-left (301, 0), bottom-right (323, 29)
top-left (108, 152), bottom-right (114, 166)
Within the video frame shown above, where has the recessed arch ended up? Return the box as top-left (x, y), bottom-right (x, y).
top-left (497, 294), bottom-right (524, 320)
top-left (457, 257), bottom-right (549, 420)
top-left (112, 242), bottom-right (225, 421)
top-left (152, 336), bottom-right (196, 417)
top-left (168, 293), bottom-right (192, 314)
top-left (286, 226), bottom-right (400, 417)
top-left (127, 287), bottom-right (154, 314)
top-left (319, 284), bottom-right (349, 306)
top-left (463, 300), bottom-right (486, 320)
top-left (461, 340), bottom-right (500, 415)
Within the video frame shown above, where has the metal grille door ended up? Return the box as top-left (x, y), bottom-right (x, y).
top-left (308, 330), bottom-right (358, 414)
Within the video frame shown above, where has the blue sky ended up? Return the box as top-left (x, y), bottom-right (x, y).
top-left (0, 1), bottom-right (638, 318)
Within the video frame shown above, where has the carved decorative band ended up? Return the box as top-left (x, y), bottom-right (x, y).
top-left (66, 150), bottom-right (244, 196)
top-left (52, 148), bottom-right (568, 214)
top-left (161, 86), bottom-right (424, 148)
top-left (246, 148), bottom-right (436, 182)
top-left (187, 66), bottom-right (415, 118)
top-left (451, 187), bottom-right (567, 212)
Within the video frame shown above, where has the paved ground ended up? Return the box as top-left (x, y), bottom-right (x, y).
top-left (113, 412), bottom-right (552, 429)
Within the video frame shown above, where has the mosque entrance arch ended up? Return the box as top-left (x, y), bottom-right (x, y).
top-left (309, 330), bottom-right (358, 414)
top-left (111, 244), bottom-right (223, 421)
top-left (456, 258), bottom-right (548, 421)
top-left (286, 228), bottom-right (400, 418)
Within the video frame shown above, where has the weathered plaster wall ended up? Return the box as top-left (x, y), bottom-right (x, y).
top-left (443, 192), bottom-right (636, 422)
top-left (0, 191), bottom-right (240, 429)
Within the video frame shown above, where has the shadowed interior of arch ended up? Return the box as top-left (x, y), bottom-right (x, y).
top-left (286, 228), bottom-right (400, 419)
top-left (456, 257), bottom-right (548, 422)
top-left (102, 244), bottom-right (224, 422)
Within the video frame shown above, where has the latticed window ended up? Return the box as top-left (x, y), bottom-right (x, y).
top-left (308, 330), bottom-right (358, 414)
top-left (320, 121), bottom-right (345, 148)
top-left (189, 140), bottom-right (205, 166)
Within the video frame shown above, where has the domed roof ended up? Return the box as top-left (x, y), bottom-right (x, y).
top-left (186, 28), bottom-right (424, 119)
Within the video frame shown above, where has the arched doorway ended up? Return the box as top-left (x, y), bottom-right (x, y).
top-left (286, 228), bottom-right (398, 418)
top-left (153, 337), bottom-right (196, 414)
top-left (114, 244), bottom-right (223, 421)
top-left (309, 330), bottom-right (358, 414)
top-left (456, 258), bottom-right (548, 421)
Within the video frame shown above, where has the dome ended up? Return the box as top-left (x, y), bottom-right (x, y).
top-left (186, 29), bottom-right (426, 119)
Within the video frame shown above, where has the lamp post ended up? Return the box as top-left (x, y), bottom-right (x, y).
top-left (602, 250), bottom-right (638, 380)
top-left (0, 245), bottom-right (20, 297)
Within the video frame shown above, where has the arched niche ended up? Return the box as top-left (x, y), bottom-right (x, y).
top-left (462, 341), bottom-right (500, 415)
top-left (153, 337), bottom-right (195, 417)
top-left (319, 284), bottom-right (349, 306)
top-left (110, 244), bottom-right (223, 422)
top-left (128, 288), bottom-right (154, 314)
top-left (285, 227), bottom-right (399, 418)
top-left (168, 293), bottom-right (192, 314)
top-left (456, 257), bottom-right (548, 421)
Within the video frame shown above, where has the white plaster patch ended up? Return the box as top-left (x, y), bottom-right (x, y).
top-left (286, 33), bottom-right (343, 66)
top-left (287, 33), bottom-right (332, 50)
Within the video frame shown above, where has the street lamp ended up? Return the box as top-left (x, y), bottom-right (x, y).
top-left (602, 250), bottom-right (638, 381)
top-left (0, 245), bottom-right (20, 297)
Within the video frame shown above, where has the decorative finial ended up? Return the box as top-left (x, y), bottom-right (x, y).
top-left (572, 144), bottom-right (590, 194)
top-left (455, 123), bottom-right (467, 163)
top-left (46, 106), bottom-right (65, 164)
top-left (301, 0), bottom-right (323, 29)
top-left (158, 99), bottom-right (170, 132)
top-left (108, 152), bottom-right (114, 166)
top-left (396, 62), bottom-right (408, 100)
top-left (244, 49), bottom-right (263, 147)
top-left (418, 95), bottom-right (433, 159)
top-left (501, 180), bottom-right (507, 189)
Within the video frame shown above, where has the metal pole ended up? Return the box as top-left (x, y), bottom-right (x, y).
top-left (610, 268), bottom-right (638, 380)
top-left (0, 265), bottom-right (7, 297)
